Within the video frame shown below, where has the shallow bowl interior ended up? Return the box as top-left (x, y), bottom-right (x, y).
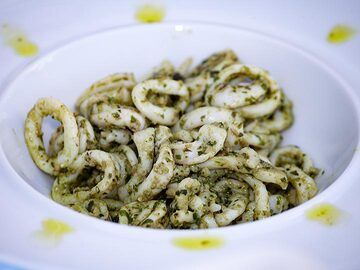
top-left (0, 23), bottom-right (358, 204)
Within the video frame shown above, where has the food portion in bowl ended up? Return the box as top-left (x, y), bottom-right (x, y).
top-left (24, 49), bottom-right (320, 229)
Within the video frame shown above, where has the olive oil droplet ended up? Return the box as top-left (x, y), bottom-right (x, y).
top-left (135, 4), bottom-right (165, 23)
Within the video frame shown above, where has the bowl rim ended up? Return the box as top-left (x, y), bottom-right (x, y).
top-left (1, 21), bottom-right (360, 238)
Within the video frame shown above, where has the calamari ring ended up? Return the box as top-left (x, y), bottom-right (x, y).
top-left (49, 115), bottom-right (96, 157)
top-left (186, 49), bottom-right (238, 102)
top-left (146, 58), bottom-right (192, 81)
top-left (241, 201), bottom-right (256, 223)
top-left (144, 60), bottom-right (192, 107)
top-left (110, 145), bottom-right (138, 169)
top-left (147, 60), bottom-right (175, 80)
top-left (118, 128), bottom-right (155, 201)
top-left (252, 158), bottom-right (288, 190)
top-left (205, 64), bottom-right (281, 118)
top-left (132, 79), bottom-right (190, 125)
top-left (171, 124), bottom-right (227, 165)
top-left (269, 194), bottom-right (289, 215)
top-left (259, 94), bottom-right (293, 132)
top-left (240, 174), bottom-right (271, 220)
top-left (24, 97), bottom-right (79, 175)
top-left (75, 73), bottom-right (136, 109)
top-left (99, 128), bottom-right (132, 150)
top-left (270, 145), bottom-right (320, 178)
top-left (51, 150), bottom-right (119, 205)
top-left (190, 49), bottom-right (238, 77)
top-left (213, 179), bottom-right (249, 226)
top-left (78, 88), bottom-right (133, 119)
top-left (170, 178), bottom-right (220, 229)
top-left (121, 126), bottom-right (174, 203)
top-left (198, 147), bottom-right (288, 189)
top-left (90, 103), bottom-right (147, 132)
top-left (71, 199), bottom-right (110, 220)
top-left (128, 143), bottom-right (174, 202)
top-left (173, 130), bottom-right (194, 142)
top-left (224, 118), bottom-right (281, 153)
top-left (155, 125), bottom-right (173, 155)
top-left (173, 106), bottom-right (244, 136)
top-left (177, 57), bottom-right (193, 78)
top-left (119, 200), bottom-right (168, 228)
top-left (284, 164), bottom-right (318, 205)
top-left (197, 147), bottom-right (261, 173)
top-left (227, 131), bottom-right (281, 153)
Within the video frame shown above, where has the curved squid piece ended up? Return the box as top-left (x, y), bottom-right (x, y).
top-left (146, 60), bottom-right (175, 80)
top-left (205, 64), bottom-right (281, 119)
top-left (52, 150), bottom-right (120, 205)
top-left (269, 194), bottom-right (289, 215)
top-left (126, 126), bottom-right (174, 202)
top-left (173, 106), bottom-right (244, 136)
top-left (90, 102), bottom-right (147, 132)
top-left (198, 147), bottom-right (261, 172)
top-left (25, 97), bottom-right (79, 175)
top-left (49, 115), bottom-right (96, 156)
top-left (111, 145), bottom-right (138, 169)
top-left (226, 129), bottom-right (281, 154)
top-left (171, 124), bottom-right (227, 165)
top-left (284, 164), bottom-right (318, 205)
top-left (212, 179), bottom-right (249, 226)
top-left (98, 128), bottom-right (132, 150)
top-left (78, 88), bottom-right (134, 119)
top-left (240, 174), bottom-right (271, 220)
top-left (155, 125), bottom-right (173, 156)
top-left (240, 201), bottom-right (256, 223)
top-left (71, 199), bottom-right (110, 220)
top-left (132, 79), bottom-right (190, 125)
top-left (173, 130), bottom-right (194, 142)
top-left (170, 178), bottom-right (220, 229)
top-left (118, 200), bottom-right (168, 228)
top-left (75, 73), bottom-right (136, 110)
top-left (128, 142), bottom-right (174, 202)
top-left (259, 93), bottom-right (293, 132)
top-left (198, 147), bottom-right (288, 189)
top-left (118, 128), bottom-right (155, 201)
top-left (118, 127), bottom-right (175, 203)
top-left (252, 158), bottom-right (288, 190)
top-left (186, 49), bottom-right (238, 102)
top-left (270, 145), bottom-right (320, 178)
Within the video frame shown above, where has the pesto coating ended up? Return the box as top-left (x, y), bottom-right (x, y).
top-left (24, 49), bottom-right (320, 229)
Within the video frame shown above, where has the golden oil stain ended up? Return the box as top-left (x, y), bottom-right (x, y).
top-left (1, 23), bottom-right (38, 57)
top-left (33, 219), bottom-right (74, 246)
top-left (135, 4), bottom-right (165, 23)
top-left (327, 24), bottom-right (357, 44)
top-left (306, 203), bottom-right (342, 226)
top-left (173, 236), bottom-right (224, 251)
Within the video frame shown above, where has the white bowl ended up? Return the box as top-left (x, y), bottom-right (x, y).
top-left (0, 22), bottom-right (359, 238)
top-left (1, 23), bottom-right (359, 197)
top-left (1, 22), bottom-right (360, 270)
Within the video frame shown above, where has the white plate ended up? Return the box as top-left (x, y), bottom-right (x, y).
top-left (1, 22), bottom-right (360, 270)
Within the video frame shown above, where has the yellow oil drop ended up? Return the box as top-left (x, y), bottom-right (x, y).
top-left (306, 203), bottom-right (342, 226)
top-left (1, 23), bottom-right (38, 57)
top-left (173, 236), bottom-right (224, 250)
top-left (327, 24), bottom-right (356, 44)
top-left (135, 4), bottom-right (165, 23)
top-left (34, 219), bottom-right (74, 245)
